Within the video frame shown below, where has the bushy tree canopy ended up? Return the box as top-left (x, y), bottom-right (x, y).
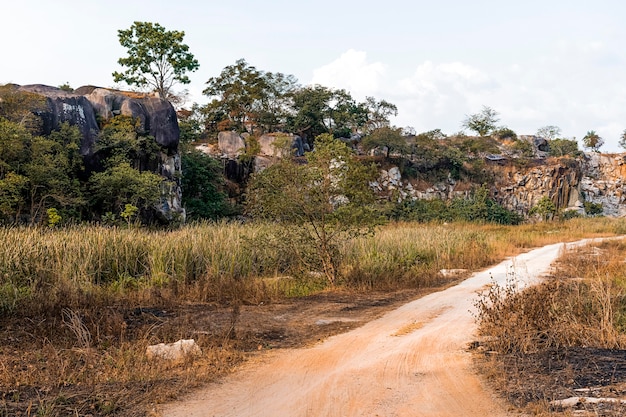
top-left (113, 21), bottom-right (199, 100)
top-left (462, 106), bottom-right (499, 137)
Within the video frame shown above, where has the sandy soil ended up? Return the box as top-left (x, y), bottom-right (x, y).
top-left (159, 240), bottom-right (594, 417)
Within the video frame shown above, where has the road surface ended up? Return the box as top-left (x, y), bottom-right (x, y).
top-left (160, 240), bottom-right (598, 417)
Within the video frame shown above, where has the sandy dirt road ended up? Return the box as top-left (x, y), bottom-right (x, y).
top-left (160, 240), bottom-right (597, 417)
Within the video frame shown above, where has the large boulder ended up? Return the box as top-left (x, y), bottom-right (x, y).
top-left (258, 133), bottom-right (306, 157)
top-left (86, 87), bottom-right (179, 151)
top-left (18, 84), bottom-right (100, 156)
top-left (218, 131), bottom-right (246, 157)
top-left (16, 84), bottom-right (184, 222)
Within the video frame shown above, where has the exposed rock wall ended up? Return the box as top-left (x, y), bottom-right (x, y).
top-left (375, 153), bottom-right (626, 218)
top-left (16, 84), bottom-right (184, 221)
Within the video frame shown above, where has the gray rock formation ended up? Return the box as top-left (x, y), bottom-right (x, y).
top-left (85, 87), bottom-right (179, 150)
top-left (18, 84), bottom-right (100, 155)
top-left (374, 152), bottom-right (626, 218)
top-left (218, 131), bottom-right (245, 157)
top-left (16, 84), bottom-right (184, 222)
top-left (258, 133), bottom-right (305, 157)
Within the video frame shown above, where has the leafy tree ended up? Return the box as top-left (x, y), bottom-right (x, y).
top-left (88, 162), bottom-right (162, 216)
top-left (0, 85), bottom-right (47, 133)
top-left (247, 134), bottom-right (378, 284)
top-left (0, 117), bottom-right (31, 177)
top-left (462, 106), bottom-right (499, 137)
top-left (529, 196), bottom-right (557, 221)
top-left (361, 126), bottom-right (407, 158)
top-left (96, 115), bottom-right (161, 171)
top-left (548, 138), bottom-right (581, 157)
top-left (24, 124), bottom-right (85, 223)
top-left (584, 201), bottom-right (603, 216)
top-left (619, 129), bottom-right (626, 151)
top-left (362, 96), bottom-right (398, 134)
top-left (582, 130), bottom-right (604, 152)
top-left (416, 129), bottom-right (447, 141)
top-left (113, 21), bottom-right (200, 101)
top-left (0, 172), bottom-right (28, 222)
top-left (181, 148), bottom-right (234, 220)
top-left (203, 59), bottom-right (298, 134)
top-left (492, 126), bottom-right (517, 140)
top-left (203, 59), bottom-right (268, 133)
top-left (177, 104), bottom-right (205, 143)
top-left (536, 125), bottom-right (561, 140)
top-left (285, 85), bottom-right (368, 143)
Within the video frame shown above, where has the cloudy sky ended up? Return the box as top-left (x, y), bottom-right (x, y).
top-left (3, 0), bottom-right (626, 150)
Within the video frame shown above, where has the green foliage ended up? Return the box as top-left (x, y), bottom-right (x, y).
top-left (247, 134), bottom-right (379, 284)
top-left (492, 126), bottom-right (517, 140)
top-left (46, 208), bottom-right (62, 227)
top-left (120, 203), bottom-right (139, 225)
top-left (510, 138), bottom-right (534, 157)
top-left (536, 125), bottom-right (561, 140)
top-left (619, 129), bottom-right (626, 151)
top-left (181, 148), bottom-right (235, 220)
top-left (58, 82), bottom-right (73, 92)
top-left (177, 104), bottom-right (205, 143)
top-left (529, 196), bottom-right (557, 221)
top-left (361, 126), bottom-right (407, 158)
top-left (391, 186), bottom-right (522, 225)
top-left (96, 115), bottom-right (162, 171)
top-left (461, 106), bottom-right (499, 136)
top-left (416, 129), bottom-right (447, 141)
top-left (203, 59), bottom-right (298, 135)
top-left (549, 138), bottom-right (581, 157)
top-left (584, 201), bottom-right (604, 216)
top-left (362, 96), bottom-right (397, 134)
top-left (0, 85), bottom-right (47, 133)
top-left (89, 162), bottom-right (162, 215)
top-left (112, 21), bottom-right (200, 100)
top-left (582, 130), bottom-right (604, 152)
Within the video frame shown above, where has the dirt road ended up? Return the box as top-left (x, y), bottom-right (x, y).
top-left (160, 240), bottom-right (593, 417)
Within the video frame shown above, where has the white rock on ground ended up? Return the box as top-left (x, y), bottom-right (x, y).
top-left (146, 339), bottom-right (202, 361)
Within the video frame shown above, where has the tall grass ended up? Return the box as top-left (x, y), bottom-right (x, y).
top-left (0, 217), bottom-right (623, 316)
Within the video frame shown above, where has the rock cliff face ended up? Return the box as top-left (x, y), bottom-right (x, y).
top-left (16, 84), bottom-right (184, 221)
top-left (375, 153), bottom-right (626, 217)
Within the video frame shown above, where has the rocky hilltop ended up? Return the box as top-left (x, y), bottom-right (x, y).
top-left (208, 131), bottom-right (625, 218)
top-left (15, 84), bottom-right (184, 220)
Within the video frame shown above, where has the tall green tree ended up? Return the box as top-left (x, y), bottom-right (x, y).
top-left (203, 59), bottom-right (298, 134)
top-left (361, 126), bottom-right (407, 158)
top-left (536, 125), bottom-right (561, 140)
top-left (181, 148), bottom-right (234, 220)
top-left (362, 96), bottom-right (398, 134)
top-left (247, 134), bottom-right (378, 284)
top-left (582, 130), bottom-right (604, 152)
top-left (462, 106), bottom-right (499, 137)
top-left (113, 21), bottom-right (200, 101)
top-left (24, 123), bottom-right (85, 223)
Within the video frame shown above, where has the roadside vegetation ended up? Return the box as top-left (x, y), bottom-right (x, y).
top-left (0, 218), bottom-right (623, 416)
top-left (475, 236), bottom-right (626, 416)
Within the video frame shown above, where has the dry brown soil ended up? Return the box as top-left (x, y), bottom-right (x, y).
top-left (157, 241), bottom-right (594, 417)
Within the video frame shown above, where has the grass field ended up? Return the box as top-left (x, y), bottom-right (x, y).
top-left (0, 217), bottom-right (624, 416)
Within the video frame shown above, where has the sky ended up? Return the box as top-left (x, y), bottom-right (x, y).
top-left (3, 0), bottom-right (626, 151)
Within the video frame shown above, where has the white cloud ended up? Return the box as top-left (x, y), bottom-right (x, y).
top-left (310, 49), bottom-right (386, 98)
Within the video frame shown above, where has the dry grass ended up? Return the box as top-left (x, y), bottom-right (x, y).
top-left (475, 236), bottom-right (626, 416)
top-left (0, 217), bottom-right (624, 416)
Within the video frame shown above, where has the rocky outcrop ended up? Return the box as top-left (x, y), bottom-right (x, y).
top-left (258, 133), bottom-right (307, 157)
top-left (85, 87), bottom-right (180, 150)
top-left (17, 84), bottom-right (100, 155)
top-left (374, 152), bottom-right (626, 218)
top-left (217, 131), bottom-right (246, 158)
top-left (16, 84), bottom-right (184, 221)
top-left (580, 153), bottom-right (626, 216)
